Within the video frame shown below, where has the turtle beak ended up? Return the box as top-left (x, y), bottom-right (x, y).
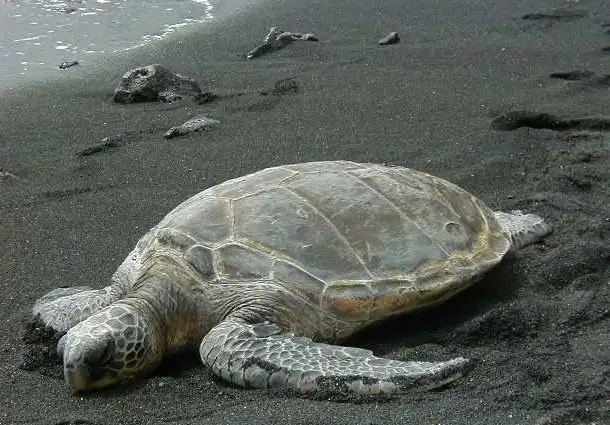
top-left (65, 361), bottom-right (93, 392)
top-left (58, 334), bottom-right (92, 391)
top-left (58, 334), bottom-right (93, 391)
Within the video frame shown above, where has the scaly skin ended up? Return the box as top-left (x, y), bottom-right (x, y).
top-left (33, 286), bottom-right (123, 333)
top-left (58, 301), bottom-right (162, 390)
top-left (200, 319), bottom-right (472, 394)
top-left (47, 260), bottom-right (211, 391)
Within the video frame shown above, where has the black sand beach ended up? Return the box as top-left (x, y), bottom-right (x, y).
top-left (1, 0), bottom-right (609, 423)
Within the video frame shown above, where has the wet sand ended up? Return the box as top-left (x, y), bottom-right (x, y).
top-left (1, 0), bottom-right (609, 423)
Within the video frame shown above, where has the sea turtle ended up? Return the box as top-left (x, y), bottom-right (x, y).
top-left (32, 160), bottom-right (552, 394)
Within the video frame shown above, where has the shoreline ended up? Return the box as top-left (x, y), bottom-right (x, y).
top-left (1, 0), bottom-right (609, 423)
top-left (0, 0), bottom-right (220, 91)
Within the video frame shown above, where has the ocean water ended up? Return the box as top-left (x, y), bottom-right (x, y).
top-left (0, 0), bottom-right (215, 88)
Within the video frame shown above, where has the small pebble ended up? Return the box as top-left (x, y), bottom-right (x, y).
top-left (59, 60), bottom-right (79, 70)
top-left (164, 116), bottom-right (219, 139)
top-left (379, 32), bottom-right (400, 45)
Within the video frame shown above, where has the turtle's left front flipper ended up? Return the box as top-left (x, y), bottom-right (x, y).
top-left (200, 319), bottom-right (471, 395)
top-left (33, 286), bottom-right (121, 333)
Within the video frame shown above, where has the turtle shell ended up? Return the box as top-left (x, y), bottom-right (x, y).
top-left (134, 161), bottom-right (510, 324)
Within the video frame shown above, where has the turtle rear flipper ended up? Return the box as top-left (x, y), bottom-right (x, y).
top-left (493, 210), bottom-right (552, 251)
top-left (200, 319), bottom-right (471, 395)
top-left (33, 286), bottom-right (120, 333)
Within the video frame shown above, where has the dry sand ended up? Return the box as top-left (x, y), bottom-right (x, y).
top-left (1, 0), bottom-right (609, 423)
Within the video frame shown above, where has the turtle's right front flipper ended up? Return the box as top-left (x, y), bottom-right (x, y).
top-left (33, 286), bottom-right (120, 333)
top-left (200, 319), bottom-right (471, 395)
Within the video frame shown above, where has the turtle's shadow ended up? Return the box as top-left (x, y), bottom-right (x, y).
top-left (348, 255), bottom-right (523, 351)
top-left (155, 350), bottom-right (202, 377)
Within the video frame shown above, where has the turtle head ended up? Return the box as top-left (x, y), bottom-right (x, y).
top-left (58, 303), bottom-right (164, 391)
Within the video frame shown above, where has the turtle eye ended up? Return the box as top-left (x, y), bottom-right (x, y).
top-left (99, 339), bottom-right (115, 366)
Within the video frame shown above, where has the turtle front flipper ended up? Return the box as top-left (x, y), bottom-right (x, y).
top-left (200, 319), bottom-right (471, 395)
top-left (33, 286), bottom-right (121, 333)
